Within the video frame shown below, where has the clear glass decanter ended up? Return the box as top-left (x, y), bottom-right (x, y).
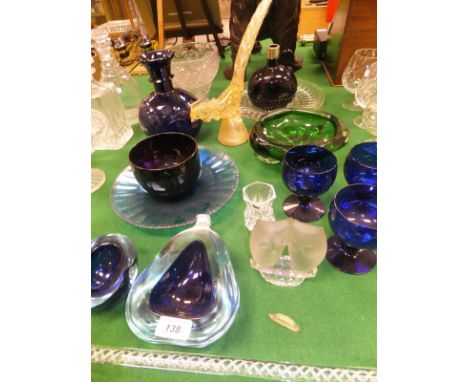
top-left (92, 27), bottom-right (144, 126)
top-left (125, 214), bottom-right (240, 348)
top-left (91, 58), bottom-right (133, 150)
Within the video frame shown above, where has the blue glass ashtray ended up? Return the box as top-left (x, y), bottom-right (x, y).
top-left (91, 234), bottom-right (138, 309)
top-left (125, 214), bottom-right (240, 348)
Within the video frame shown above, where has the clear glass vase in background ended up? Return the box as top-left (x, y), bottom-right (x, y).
top-left (91, 27), bottom-right (144, 126)
top-left (91, 57), bottom-right (133, 150)
top-left (341, 48), bottom-right (377, 111)
top-left (354, 62), bottom-right (377, 135)
top-left (169, 42), bottom-right (220, 101)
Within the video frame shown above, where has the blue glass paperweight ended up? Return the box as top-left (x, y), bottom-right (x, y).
top-left (125, 214), bottom-right (240, 347)
top-left (326, 184), bottom-right (377, 275)
top-left (91, 234), bottom-right (138, 309)
top-left (344, 142), bottom-right (377, 186)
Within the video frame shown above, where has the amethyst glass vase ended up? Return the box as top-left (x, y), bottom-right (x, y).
top-left (138, 50), bottom-right (202, 137)
top-left (247, 44), bottom-right (297, 110)
top-left (125, 215), bottom-right (239, 347)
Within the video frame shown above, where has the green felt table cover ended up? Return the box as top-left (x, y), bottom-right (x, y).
top-left (91, 41), bottom-right (376, 381)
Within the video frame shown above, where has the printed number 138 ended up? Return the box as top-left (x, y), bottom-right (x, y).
top-left (166, 324), bottom-right (181, 334)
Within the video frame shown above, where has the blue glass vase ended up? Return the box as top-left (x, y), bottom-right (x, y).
top-left (125, 215), bottom-right (240, 347)
top-left (326, 184), bottom-right (377, 275)
top-left (91, 234), bottom-right (138, 309)
top-left (344, 142), bottom-right (377, 186)
top-left (282, 145), bottom-right (338, 222)
top-left (138, 50), bottom-right (202, 137)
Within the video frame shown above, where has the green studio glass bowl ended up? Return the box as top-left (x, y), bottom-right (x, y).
top-left (249, 109), bottom-right (349, 164)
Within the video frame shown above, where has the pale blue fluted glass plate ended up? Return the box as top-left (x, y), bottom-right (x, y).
top-left (110, 147), bottom-right (239, 229)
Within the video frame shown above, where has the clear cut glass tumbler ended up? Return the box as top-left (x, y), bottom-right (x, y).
top-left (242, 181), bottom-right (276, 231)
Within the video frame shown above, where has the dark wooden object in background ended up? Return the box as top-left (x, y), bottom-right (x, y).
top-left (153, 0), bottom-right (225, 58)
top-left (322, 0), bottom-right (376, 86)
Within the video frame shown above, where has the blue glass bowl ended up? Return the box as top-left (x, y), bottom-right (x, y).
top-left (344, 142), bottom-right (377, 186)
top-left (91, 234), bottom-right (138, 309)
top-left (281, 145), bottom-right (337, 222)
top-left (326, 184), bottom-right (377, 275)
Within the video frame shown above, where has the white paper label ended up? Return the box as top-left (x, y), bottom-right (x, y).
top-left (155, 316), bottom-right (192, 340)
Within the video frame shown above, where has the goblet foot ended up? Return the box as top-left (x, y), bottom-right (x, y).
top-left (283, 195), bottom-right (325, 222)
top-left (326, 236), bottom-right (376, 275)
top-left (91, 168), bottom-right (106, 193)
top-left (341, 99), bottom-right (363, 112)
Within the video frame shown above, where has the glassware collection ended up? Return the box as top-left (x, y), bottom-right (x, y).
top-left (91, 27), bottom-right (144, 126)
top-left (91, 24), bottom-right (378, 349)
top-left (341, 48), bottom-right (377, 111)
top-left (91, 56), bottom-right (133, 150)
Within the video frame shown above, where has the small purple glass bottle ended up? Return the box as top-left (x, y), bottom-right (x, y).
top-left (248, 44), bottom-right (297, 110)
top-left (138, 50), bottom-right (202, 137)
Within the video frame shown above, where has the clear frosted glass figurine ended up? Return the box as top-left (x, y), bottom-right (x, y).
top-left (91, 57), bottom-right (133, 150)
top-left (92, 27), bottom-right (144, 126)
top-left (250, 218), bottom-right (327, 287)
top-left (125, 214), bottom-right (240, 347)
top-left (242, 181), bottom-right (276, 231)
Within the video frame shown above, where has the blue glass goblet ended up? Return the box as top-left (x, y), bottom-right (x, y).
top-left (344, 141), bottom-right (377, 186)
top-left (282, 145), bottom-right (338, 222)
top-left (326, 184), bottom-right (377, 275)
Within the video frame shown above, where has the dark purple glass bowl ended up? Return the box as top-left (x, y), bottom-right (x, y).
top-left (129, 132), bottom-right (201, 199)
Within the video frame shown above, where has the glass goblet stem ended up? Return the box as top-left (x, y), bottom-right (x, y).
top-left (282, 194), bottom-right (326, 222)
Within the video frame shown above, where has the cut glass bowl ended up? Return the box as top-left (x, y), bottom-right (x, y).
top-left (170, 42), bottom-right (220, 101)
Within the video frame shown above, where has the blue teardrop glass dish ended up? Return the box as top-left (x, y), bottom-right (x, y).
top-left (149, 241), bottom-right (215, 318)
top-left (125, 215), bottom-right (240, 347)
top-left (91, 234), bottom-right (138, 309)
top-left (344, 142), bottom-right (377, 186)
